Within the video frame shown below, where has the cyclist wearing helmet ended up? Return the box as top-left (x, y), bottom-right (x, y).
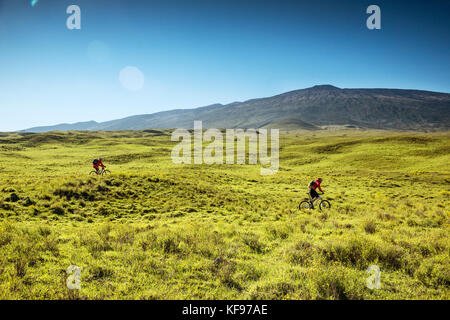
top-left (308, 178), bottom-right (324, 208)
top-left (93, 157), bottom-right (105, 175)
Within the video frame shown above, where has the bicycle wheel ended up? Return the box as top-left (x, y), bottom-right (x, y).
top-left (89, 171), bottom-right (98, 176)
top-left (102, 170), bottom-right (111, 176)
top-left (319, 200), bottom-right (331, 211)
top-left (298, 200), bottom-right (312, 210)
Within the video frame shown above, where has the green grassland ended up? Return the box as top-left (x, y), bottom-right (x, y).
top-left (0, 129), bottom-right (448, 299)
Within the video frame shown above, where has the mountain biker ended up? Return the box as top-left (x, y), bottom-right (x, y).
top-left (93, 157), bottom-right (105, 175)
top-left (308, 178), bottom-right (324, 208)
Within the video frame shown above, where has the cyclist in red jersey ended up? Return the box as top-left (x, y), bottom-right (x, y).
top-left (308, 178), bottom-right (324, 208)
top-left (93, 157), bottom-right (105, 175)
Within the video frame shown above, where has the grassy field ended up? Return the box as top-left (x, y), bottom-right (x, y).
top-left (0, 129), bottom-right (448, 300)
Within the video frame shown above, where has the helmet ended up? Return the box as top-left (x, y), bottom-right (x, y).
top-left (99, 158), bottom-right (103, 161)
top-left (317, 177), bottom-right (323, 182)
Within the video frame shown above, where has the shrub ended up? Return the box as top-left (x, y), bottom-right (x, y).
top-left (159, 236), bottom-right (181, 254)
top-left (286, 241), bottom-right (315, 266)
top-left (266, 223), bottom-right (291, 240)
top-left (0, 231), bottom-right (13, 247)
top-left (242, 233), bottom-right (266, 254)
top-left (51, 205), bottom-right (65, 216)
top-left (320, 237), bottom-right (407, 271)
top-left (14, 256), bottom-right (27, 278)
top-left (21, 197), bottom-right (35, 207)
top-left (211, 257), bottom-right (240, 289)
top-left (363, 220), bottom-right (377, 234)
top-left (37, 226), bottom-right (51, 237)
top-left (8, 193), bottom-right (20, 202)
top-left (414, 255), bottom-right (450, 287)
top-left (89, 264), bottom-right (114, 280)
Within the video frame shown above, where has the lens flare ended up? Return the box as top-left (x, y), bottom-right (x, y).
top-left (31, 0), bottom-right (39, 7)
top-left (119, 66), bottom-right (145, 91)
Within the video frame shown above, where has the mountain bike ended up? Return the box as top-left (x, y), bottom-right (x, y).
top-left (298, 192), bottom-right (331, 211)
top-left (89, 167), bottom-right (111, 176)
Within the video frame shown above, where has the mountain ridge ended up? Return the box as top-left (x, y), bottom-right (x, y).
top-left (23, 85), bottom-right (450, 132)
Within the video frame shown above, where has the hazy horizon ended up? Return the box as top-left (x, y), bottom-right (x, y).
top-left (1, 0), bottom-right (449, 131)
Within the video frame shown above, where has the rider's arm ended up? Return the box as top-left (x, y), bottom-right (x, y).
top-left (318, 183), bottom-right (323, 193)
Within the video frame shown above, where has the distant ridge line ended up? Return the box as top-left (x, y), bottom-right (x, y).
top-left (23, 85), bottom-right (450, 132)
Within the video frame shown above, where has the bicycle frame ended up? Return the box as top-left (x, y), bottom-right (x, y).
top-left (311, 195), bottom-right (322, 206)
top-left (307, 193), bottom-right (322, 205)
top-left (92, 167), bottom-right (106, 175)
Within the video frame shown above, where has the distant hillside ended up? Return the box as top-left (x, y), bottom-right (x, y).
top-left (24, 85), bottom-right (450, 132)
top-left (263, 118), bottom-right (321, 130)
top-left (25, 121), bottom-right (99, 133)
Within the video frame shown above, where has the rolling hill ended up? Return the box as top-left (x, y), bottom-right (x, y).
top-left (24, 85), bottom-right (450, 132)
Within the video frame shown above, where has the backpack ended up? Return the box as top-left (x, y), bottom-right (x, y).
top-left (93, 159), bottom-right (98, 165)
top-left (308, 180), bottom-right (316, 189)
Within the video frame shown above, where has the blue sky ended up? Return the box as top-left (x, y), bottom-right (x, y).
top-left (0, 0), bottom-right (449, 131)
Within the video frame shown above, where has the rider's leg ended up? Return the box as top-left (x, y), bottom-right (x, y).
top-left (310, 189), bottom-right (319, 208)
top-left (311, 197), bottom-right (317, 208)
top-left (314, 197), bottom-right (320, 207)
